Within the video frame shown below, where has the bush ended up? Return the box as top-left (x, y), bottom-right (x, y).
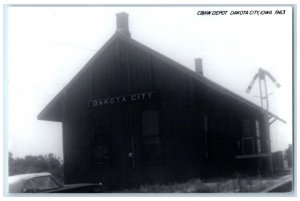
top-left (9, 152), bottom-right (64, 183)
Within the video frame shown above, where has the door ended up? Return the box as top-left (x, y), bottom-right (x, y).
top-left (141, 110), bottom-right (162, 165)
top-left (91, 112), bottom-right (111, 169)
top-left (242, 137), bottom-right (254, 155)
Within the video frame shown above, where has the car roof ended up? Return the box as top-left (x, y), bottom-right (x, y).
top-left (9, 172), bottom-right (52, 193)
top-left (9, 172), bottom-right (52, 183)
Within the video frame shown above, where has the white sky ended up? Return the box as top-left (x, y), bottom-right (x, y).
top-left (6, 6), bottom-right (293, 160)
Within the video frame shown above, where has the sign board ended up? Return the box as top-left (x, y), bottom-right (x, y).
top-left (88, 91), bottom-right (158, 108)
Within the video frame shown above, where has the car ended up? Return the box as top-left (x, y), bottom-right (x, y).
top-left (9, 172), bottom-right (104, 193)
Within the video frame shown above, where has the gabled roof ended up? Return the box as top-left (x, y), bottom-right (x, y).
top-left (38, 32), bottom-right (286, 124)
top-left (118, 33), bottom-right (285, 123)
top-left (38, 33), bottom-right (119, 121)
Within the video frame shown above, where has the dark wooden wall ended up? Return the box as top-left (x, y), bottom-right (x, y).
top-left (61, 37), bottom-right (268, 189)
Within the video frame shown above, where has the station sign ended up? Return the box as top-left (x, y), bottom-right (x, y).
top-left (88, 91), bottom-right (158, 108)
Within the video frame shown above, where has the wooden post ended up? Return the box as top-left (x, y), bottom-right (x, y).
top-left (264, 112), bottom-right (274, 173)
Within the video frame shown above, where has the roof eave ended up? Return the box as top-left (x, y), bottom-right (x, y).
top-left (117, 33), bottom-right (286, 122)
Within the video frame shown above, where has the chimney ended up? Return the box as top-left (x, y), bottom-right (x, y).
top-left (116, 12), bottom-right (131, 37)
top-left (195, 58), bottom-right (203, 75)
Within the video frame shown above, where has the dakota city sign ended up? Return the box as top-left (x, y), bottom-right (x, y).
top-left (88, 91), bottom-right (158, 108)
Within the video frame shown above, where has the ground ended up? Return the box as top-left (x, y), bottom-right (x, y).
top-left (121, 170), bottom-right (292, 193)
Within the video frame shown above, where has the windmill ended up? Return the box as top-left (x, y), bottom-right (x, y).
top-left (246, 68), bottom-right (281, 111)
top-left (245, 68), bottom-right (282, 173)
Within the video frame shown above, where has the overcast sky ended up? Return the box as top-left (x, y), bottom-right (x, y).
top-left (6, 6), bottom-right (293, 160)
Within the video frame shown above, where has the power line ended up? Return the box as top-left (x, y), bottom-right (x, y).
top-left (24, 34), bottom-right (98, 52)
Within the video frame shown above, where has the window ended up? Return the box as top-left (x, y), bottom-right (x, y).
top-left (30, 176), bottom-right (60, 191)
top-left (255, 120), bottom-right (262, 154)
top-left (142, 110), bottom-right (162, 164)
top-left (241, 119), bottom-right (254, 155)
top-left (241, 120), bottom-right (251, 137)
top-left (22, 180), bottom-right (35, 192)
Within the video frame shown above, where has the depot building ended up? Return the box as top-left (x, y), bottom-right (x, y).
top-left (38, 13), bottom-right (284, 190)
